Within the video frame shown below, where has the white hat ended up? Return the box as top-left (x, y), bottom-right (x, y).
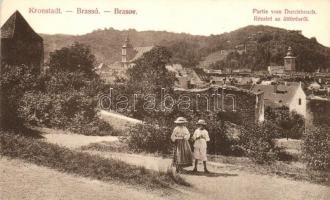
top-left (196, 119), bottom-right (207, 125)
top-left (174, 117), bottom-right (188, 124)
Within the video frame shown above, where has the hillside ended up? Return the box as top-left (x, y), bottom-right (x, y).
top-left (41, 25), bottom-right (330, 72)
top-left (41, 29), bottom-right (205, 66)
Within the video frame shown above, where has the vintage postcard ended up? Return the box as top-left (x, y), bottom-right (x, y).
top-left (0, 0), bottom-right (329, 199)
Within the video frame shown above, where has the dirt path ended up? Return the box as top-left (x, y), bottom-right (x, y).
top-left (42, 131), bottom-right (330, 200)
top-left (86, 151), bottom-right (329, 200)
top-left (38, 127), bottom-right (119, 148)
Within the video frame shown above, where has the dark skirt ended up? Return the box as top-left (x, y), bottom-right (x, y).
top-left (173, 139), bottom-right (193, 167)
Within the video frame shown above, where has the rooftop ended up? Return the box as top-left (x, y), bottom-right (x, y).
top-left (1, 10), bottom-right (42, 41)
top-left (251, 83), bottom-right (302, 107)
top-left (131, 46), bottom-right (154, 61)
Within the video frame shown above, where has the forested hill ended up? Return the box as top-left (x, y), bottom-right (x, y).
top-left (41, 25), bottom-right (330, 72)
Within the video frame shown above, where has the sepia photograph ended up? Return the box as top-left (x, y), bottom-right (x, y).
top-left (0, 0), bottom-right (329, 199)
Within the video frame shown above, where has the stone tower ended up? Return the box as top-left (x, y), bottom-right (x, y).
top-left (121, 34), bottom-right (134, 67)
top-left (1, 10), bottom-right (44, 70)
top-left (284, 46), bottom-right (296, 71)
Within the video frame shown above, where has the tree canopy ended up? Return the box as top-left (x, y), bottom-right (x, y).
top-left (49, 42), bottom-right (96, 76)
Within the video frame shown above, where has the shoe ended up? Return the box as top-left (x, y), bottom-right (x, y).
top-left (192, 168), bottom-right (197, 172)
top-left (204, 168), bottom-right (210, 173)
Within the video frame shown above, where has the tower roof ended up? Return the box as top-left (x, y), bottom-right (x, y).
top-left (122, 33), bottom-right (132, 48)
top-left (1, 10), bottom-right (42, 41)
top-left (284, 46), bottom-right (295, 58)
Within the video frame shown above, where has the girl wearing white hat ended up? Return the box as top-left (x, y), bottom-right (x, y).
top-left (192, 119), bottom-right (210, 173)
top-left (171, 117), bottom-right (193, 172)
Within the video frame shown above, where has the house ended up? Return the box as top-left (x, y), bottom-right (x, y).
top-left (308, 81), bottom-right (321, 90)
top-left (1, 10), bottom-right (43, 70)
top-left (210, 76), bottom-right (230, 86)
top-left (251, 82), bottom-right (307, 118)
top-left (96, 62), bottom-right (126, 83)
top-left (235, 77), bottom-right (253, 85)
top-left (260, 80), bottom-right (276, 85)
top-left (232, 68), bottom-right (252, 74)
top-left (168, 66), bottom-right (210, 89)
top-left (205, 69), bottom-right (222, 75)
top-left (268, 65), bottom-right (285, 75)
top-left (185, 68), bottom-right (210, 89)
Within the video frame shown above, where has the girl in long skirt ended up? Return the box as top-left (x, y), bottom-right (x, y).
top-left (171, 117), bottom-right (193, 172)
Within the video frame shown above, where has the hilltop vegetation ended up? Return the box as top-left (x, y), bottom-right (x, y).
top-left (41, 25), bottom-right (330, 72)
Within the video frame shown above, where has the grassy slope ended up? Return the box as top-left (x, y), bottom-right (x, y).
top-left (0, 131), bottom-right (189, 190)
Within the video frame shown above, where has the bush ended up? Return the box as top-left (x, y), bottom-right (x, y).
top-left (69, 116), bottom-right (115, 136)
top-left (127, 112), bottom-right (241, 156)
top-left (0, 131), bottom-right (188, 188)
top-left (239, 122), bottom-right (279, 164)
top-left (265, 107), bottom-right (305, 139)
top-left (128, 123), bottom-right (173, 154)
top-left (191, 117), bottom-right (237, 156)
top-left (302, 125), bottom-right (330, 171)
top-left (1, 43), bottom-right (113, 136)
top-left (184, 112), bottom-right (243, 156)
top-left (0, 64), bottom-right (43, 130)
top-left (18, 89), bottom-right (114, 136)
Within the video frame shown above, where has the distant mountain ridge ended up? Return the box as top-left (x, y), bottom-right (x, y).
top-left (41, 25), bottom-right (330, 72)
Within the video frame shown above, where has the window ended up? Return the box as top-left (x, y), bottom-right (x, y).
top-left (298, 98), bottom-right (302, 105)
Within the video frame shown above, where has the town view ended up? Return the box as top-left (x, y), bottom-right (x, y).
top-left (1, 2), bottom-right (329, 200)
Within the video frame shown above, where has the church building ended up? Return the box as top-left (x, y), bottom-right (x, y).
top-left (97, 34), bottom-right (154, 83)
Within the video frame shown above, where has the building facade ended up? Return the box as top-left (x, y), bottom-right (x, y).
top-left (251, 82), bottom-right (307, 118)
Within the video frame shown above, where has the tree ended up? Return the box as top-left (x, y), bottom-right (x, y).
top-left (127, 46), bottom-right (175, 91)
top-left (126, 46), bottom-right (176, 119)
top-left (16, 43), bottom-right (111, 135)
top-left (49, 42), bottom-right (96, 77)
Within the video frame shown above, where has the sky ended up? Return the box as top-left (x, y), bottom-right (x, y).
top-left (1, 0), bottom-right (330, 47)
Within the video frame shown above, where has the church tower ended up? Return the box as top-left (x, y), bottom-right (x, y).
top-left (121, 34), bottom-right (134, 67)
top-left (284, 46), bottom-right (296, 71)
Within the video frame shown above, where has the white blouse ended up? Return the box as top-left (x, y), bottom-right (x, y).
top-left (171, 126), bottom-right (190, 142)
top-left (192, 128), bottom-right (210, 149)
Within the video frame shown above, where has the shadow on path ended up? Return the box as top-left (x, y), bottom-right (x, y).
top-left (181, 169), bottom-right (238, 177)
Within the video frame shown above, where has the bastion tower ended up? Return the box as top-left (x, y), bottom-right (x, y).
top-left (284, 46), bottom-right (296, 71)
